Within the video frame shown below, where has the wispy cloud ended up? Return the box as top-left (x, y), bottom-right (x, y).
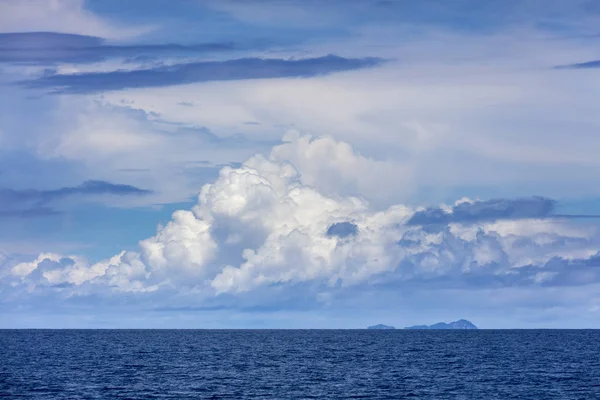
top-left (556, 60), bottom-right (600, 69)
top-left (407, 197), bottom-right (600, 226)
top-left (22, 55), bottom-right (385, 93)
top-left (407, 197), bottom-right (556, 226)
top-left (0, 180), bottom-right (151, 218)
top-left (0, 32), bottom-right (239, 64)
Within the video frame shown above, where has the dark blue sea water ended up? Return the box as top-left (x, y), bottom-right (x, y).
top-left (1, 330), bottom-right (599, 399)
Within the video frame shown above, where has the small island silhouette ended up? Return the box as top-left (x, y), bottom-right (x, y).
top-left (405, 319), bottom-right (477, 330)
top-left (367, 324), bottom-right (396, 330)
top-left (367, 320), bottom-right (478, 330)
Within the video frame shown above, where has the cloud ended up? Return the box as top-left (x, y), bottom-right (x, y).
top-left (206, 0), bottom-right (600, 32)
top-left (0, 0), bottom-right (152, 40)
top-left (0, 31), bottom-right (103, 48)
top-left (0, 180), bottom-right (151, 202)
top-left (90, 30), bottom-right (600, 205)
top-left (557, 60), bottom-right (600, 69)
top-left (3, 0), bottom-right (600, 328)
top-left (0, 207), bottom-right (59, 218)
top-left (22, 55), bottom-right (385, 93)
top-left (4, 134), bottom-right (600, 301)
top-left (407, 197), bottom-right (556, 226)
top-left (0, 32), bottom-right (238, 64)
top-left (269, 132), bottom-right (411, 206)
top-left (14, 97), bottom-right (277, 206)
top-left (0, 180), bottom-right (151, 218)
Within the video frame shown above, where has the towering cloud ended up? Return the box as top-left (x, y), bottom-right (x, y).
top-left (5, 134), bottom-right (600, 299)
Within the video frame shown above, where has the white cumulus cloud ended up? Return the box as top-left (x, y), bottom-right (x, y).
top-left (4, 134), bottom-right (600, 299)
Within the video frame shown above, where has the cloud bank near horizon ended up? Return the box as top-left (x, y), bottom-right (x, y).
top-left (3, 134), bottom-right (600, 304)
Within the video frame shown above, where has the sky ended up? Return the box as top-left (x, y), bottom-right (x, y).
top-left (1, 0), bottom-right (600, 329)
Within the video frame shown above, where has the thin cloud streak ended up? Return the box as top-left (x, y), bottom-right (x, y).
top-left (0, 180), bottom-right (152, 218)
top-left (0, 32), bottom-right (240, 64)
top-left (21, 55), bottom-right (385, 93)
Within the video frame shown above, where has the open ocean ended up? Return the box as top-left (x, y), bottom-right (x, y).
top-left (1, 329), bottom-right (599, 399)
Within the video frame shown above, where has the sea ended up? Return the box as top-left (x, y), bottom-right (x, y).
top-left (1, 329), bottom-right (599, 399)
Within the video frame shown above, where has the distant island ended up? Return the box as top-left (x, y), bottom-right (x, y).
top-left (405, 319), bottom-right (478, 330)
top-left (367, 324), bottom-right (396, 330)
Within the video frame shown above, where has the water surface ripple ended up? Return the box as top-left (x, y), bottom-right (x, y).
top-left (1, 330), bottom-right (599, 399)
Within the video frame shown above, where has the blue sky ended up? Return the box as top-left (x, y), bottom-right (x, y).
top-left (2, 0), bottom-right (600, 328)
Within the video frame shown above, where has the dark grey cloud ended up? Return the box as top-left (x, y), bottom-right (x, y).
top-left (552, 214), bottom-right (600, 219)
top-left (0, 32), bottom-right (103, 48)
top-left (0, 180), bottom-right (151, 218)
top-left (556, 60), bottom-right (600, 69)
top-left (0, 180), bottom-right (151, 201)
top-left (407, 197), bottom-right (556, 226)
top-left (0, 32), bottom-right (237, 64)
top-left (389, 250), bottom-right (600, 291)
top-left (326, 222), bottom-right (359, 238)
top-left (537, 253), bottom-right (600, 286)
top-left (461, 252), bottom-right (600, 289)
top-left (22, 55), bottom-right (385, 93)
top-left (390, 220), bottom-right (600, 290)
top-left (0, 207), bottom-right (59, 218)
